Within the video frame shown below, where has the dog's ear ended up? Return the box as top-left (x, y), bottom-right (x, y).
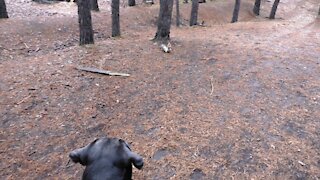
top-left (69, 138), bottom-right (99, 166)
top-left (120, 139), bottom-right (144, 169)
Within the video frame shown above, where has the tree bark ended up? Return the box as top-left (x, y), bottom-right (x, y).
top-left (90, 0), bottom-right (99, 11)
top-left (176, 0), bottom-right (180, 27)
top-left (112, 0), bottom-right (120, 37)
top-left (77, 0), bottom-right (94, 45)
top-left (154, 0), bottom-right (174, 43)
top-left (128, 0), bottom-right (135, 6)
top-left (269, 0), bottom-right (280, 19)
top-left (231, 0), bottom-right (240, 23)
top-left (253, 0), bottom-right (261, 16)
top-left (189, 0), bottom-right (199, 26)
top-left (0, 0), bottom-right (8, 18)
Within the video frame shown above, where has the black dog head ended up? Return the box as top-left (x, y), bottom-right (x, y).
top-left (69, 137), bottom-right (143, 180)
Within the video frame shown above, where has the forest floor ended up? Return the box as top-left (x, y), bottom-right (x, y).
top-left (0, 0), bottom-right (319, 179)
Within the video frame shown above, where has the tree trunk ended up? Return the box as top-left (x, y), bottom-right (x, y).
top-left (112, 0), bottom-right (120, 37)
top-left (189, 0), bottom-right (199, 26)
top-left (154, 0), bottom-right (174, 43)
top-left (0, 0), bottom-right (8, 18)
top-left (77, 0), bottom-right (94, 45)
top-left (318, 5), bottom-right (319, 16)
top-left (90, 0), bottom-right (99, 11)
top-left (128, 0), bottom-right (135, 6)
top-left (269, 0), bottom-right (280, 19)
top-left (176, 0), bottom-right (180, 27)
top-left (231, 0), bottom-right (240, 23)
top-left (253, 0), bottom-right (261, 16)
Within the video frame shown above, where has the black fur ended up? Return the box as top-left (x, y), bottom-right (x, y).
top-left (69, 137), bottom-right (143, 180)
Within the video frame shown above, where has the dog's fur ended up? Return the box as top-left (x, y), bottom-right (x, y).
top-left (69, 137), bottom-right (143, 180)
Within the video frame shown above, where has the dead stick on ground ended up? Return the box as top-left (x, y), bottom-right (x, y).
top-left (210, 77), bottom-right (214, 95)
top-left (24, 43), bottom-right (29, 49)
top-left (65, 159), bottom-right (73, 168)
top-left (76, 67), bottom-right (130, 77)
top-left (17, 95), bottom-right (32, 105)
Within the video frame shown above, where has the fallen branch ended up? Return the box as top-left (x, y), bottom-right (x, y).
top-left (76, 67), bottom-right (130, 77)
top-left (16, 95), bottom-right (32, 105)
top-left (24, 43), bottom-right (29, 49)
top-left (65, 159), bottom-right (73, 168)
top-left (210, 77), bottom-right (214, 95)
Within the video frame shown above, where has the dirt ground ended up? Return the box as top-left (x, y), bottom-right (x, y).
top-left (0, 0), bottom-right (319, 179)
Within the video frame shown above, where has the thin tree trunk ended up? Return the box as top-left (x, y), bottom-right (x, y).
top-left (154, 0), bottom-right (174, 43)
top-left (231, 0), bottom-right (240, 23)
top-left (90, 0), bottom-right (99, 11)
top-left (253, 0), bottom-right (261, 16)
top-left (190, 0), bottom-right (199, 26)
top-left (128, 0), bottom-right (135, 6)
top-left (318, 5), bottom-right (319, 16)
top-left (112, 0), bottom-right (120, 37)
top-left (0, 0), bottom-right (8, 18)
top-left (77, 0), bottom-right (94, 45)
top-left (269, 0), bottom-right (280, 19)
top-left (176, 0), bottom-right (180, 27)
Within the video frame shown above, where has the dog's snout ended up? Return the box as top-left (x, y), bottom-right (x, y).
top-left (133, 157), bottom-right (143, 169)
top-left (128, 151), bottom-right (144, 170)
top-left (69, 151), bottom-right (80, 163)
